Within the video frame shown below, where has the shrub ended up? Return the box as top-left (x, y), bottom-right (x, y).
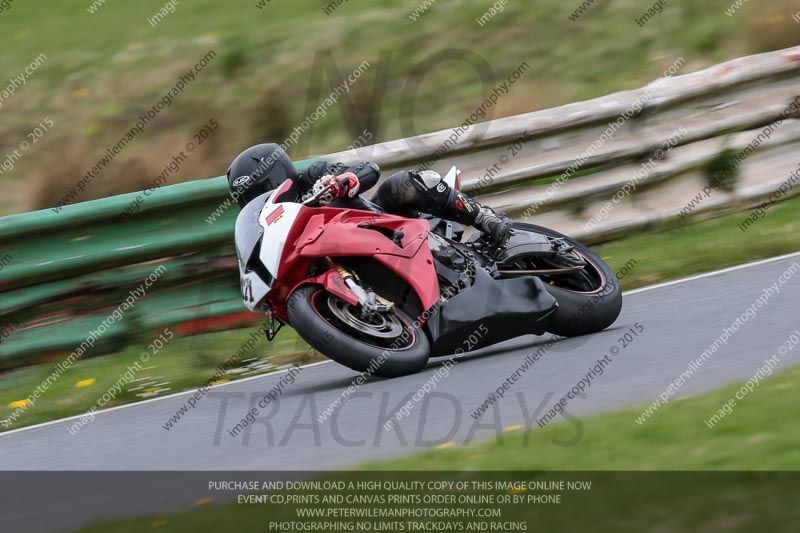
top-left (741, 0), bottom-right (799, 53)
top-left (706, 145), bottom-right (740, 192)
top-left (220, 37), bottom-right (249, 80)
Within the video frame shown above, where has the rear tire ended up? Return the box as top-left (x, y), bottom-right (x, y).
top-left (287, 285), bottom-right (431, 378)
top-left (511, 223), bottom-right (622, 337)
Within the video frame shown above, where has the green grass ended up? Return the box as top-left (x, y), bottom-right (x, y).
top-left (596, 193), bottom-right (800, 290)
top-left (0, 325), bottom-right (321, 431)
top-left (2, 192), bottom-right (798, 432)
top-left (363, 363), bottom-right (800, 471)
top-left (72, 362), bottom-right (800, 532)
top-left (4, 0), bottom-right (794, 212)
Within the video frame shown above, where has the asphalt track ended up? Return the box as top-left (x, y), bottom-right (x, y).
top-left (2, 252), bottom-right (800, 532)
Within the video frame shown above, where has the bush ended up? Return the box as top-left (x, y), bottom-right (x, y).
top-left (706, 145), bottom-right (740, 192)
top-left (220, 37), bottom-right (250, 80)
top-left (249, 86), bottom-right (294, 146)
top-left (741, 0), bottom-right (800, 53)
top-left (28, 137), bottom-right (155, 211)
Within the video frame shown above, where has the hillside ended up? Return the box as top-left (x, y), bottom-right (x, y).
top-left (1, 0), bottom-right (796, 215)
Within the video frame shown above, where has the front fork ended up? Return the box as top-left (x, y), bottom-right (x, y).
top-left (267, 259), bottom-right (394, 341)
top-left (323, 258), bottom-right (394, 316)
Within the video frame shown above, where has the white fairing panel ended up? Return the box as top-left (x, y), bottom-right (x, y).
top-left (239, 267), bottom-right (271, 312)
top-left (259, 198), bottom-right (302, 280)
top-left (234, 191), bottom-right (273, 312)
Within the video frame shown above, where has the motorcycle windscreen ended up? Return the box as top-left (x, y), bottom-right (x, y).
top-left (234, 191), bottom-right (272, 267)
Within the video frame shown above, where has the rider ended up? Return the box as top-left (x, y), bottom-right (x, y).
top-left (227, 143), bottom-right (513, 245)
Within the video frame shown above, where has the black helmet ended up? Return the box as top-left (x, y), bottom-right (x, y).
top-left (227, 143), bottom-right (298, 207)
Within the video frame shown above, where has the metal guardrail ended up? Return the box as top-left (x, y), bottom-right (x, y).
top-left (2, 46), bottom-right (799, 368)
top-left (0, 161), bottom-right (314, 368)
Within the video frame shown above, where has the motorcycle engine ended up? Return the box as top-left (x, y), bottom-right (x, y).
top-left (428, 232), bottom-right (469, 272)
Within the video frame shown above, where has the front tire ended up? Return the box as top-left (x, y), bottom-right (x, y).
top-left (287, 285), bottom-right (431, 378)
top-left (511, 223), bottom-right (622, 337)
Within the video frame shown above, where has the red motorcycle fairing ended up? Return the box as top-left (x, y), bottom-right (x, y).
top-left (266, 205), bottom-right (440, 324)
top-left (310, 268), bottom-right (360, 307)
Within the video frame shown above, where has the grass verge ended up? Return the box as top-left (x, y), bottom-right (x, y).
top-left (73, 361), bottom-right (800, 532)
top-left (597, 194), bottom-right (800, 290)
top-left (362, 363), bottom-right (800, 471)
top-left (0, 326), bottom-right (321, 431)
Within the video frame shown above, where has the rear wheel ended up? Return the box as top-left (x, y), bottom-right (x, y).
top-left (502, 223), bottom-right (622, 337)
top-left (287, 285), bottom-right (430, 378)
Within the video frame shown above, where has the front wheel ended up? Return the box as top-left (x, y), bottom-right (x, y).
top-left (507, 223), bottom-right (622, 337)
top-left (287, 285), bottom-right (431, 378)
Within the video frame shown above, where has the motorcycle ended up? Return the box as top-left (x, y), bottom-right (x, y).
top-left (234, 167), bottom-right (622, 377)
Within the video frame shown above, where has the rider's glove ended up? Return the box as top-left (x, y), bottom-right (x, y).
top-left (316, 172), bottom-right (360, 205)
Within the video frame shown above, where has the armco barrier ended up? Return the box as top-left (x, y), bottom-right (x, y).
top-left (0, 161), bottom-right (313, 368)
top-left (2, 46), bottom-right (800, 368)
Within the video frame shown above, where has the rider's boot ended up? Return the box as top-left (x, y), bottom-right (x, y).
top-left (473, 205), bottom-right (513, 246)
top-left (442, 189), bottom-right (513, 247)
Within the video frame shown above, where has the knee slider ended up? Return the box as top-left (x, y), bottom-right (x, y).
top-left (412, 170), bottom-right (444, 191)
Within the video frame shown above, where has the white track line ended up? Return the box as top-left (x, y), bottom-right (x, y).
top-left (2, 249), bottom-right (799, 438)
